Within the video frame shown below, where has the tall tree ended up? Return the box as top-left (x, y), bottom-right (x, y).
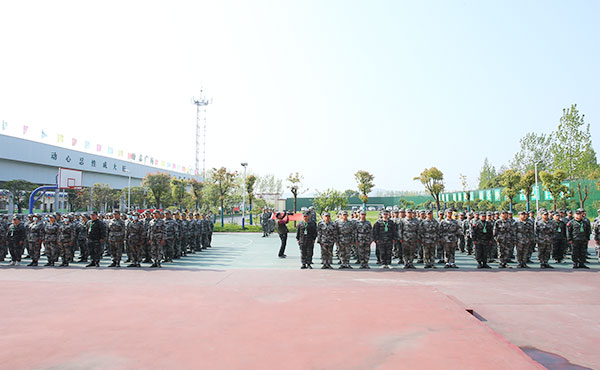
top-left (519, 169), bottom-right (536, 212)
top-left (552, 104), bottom-right (597, 179)
top-left (312, 189), bottom-right (348, 215)
top-left (414, 167), bottom-right (445, 211)
top-left (478, 158), bottom-right (499, 189)
top-left (120, 186), bottom-right (148, 210)
top-left (354, 170), bottom-right (375, 211)
top-left (246, 174), bottom-right (257, 214)
top-left (342, 189), bottom-right (359, 198)
top-left (142, 172), bottom-right (172, 209)
top-left (209, 167), bottom-right (238, 226)
top-left (539, 170), bottom-right (572, 211)
top-left (92, 183), bottom-right (115, 212)
top-left (510, 132), bottom-right (554, 173)
top-left (3, 179), bottom-right (36, 213)
top-left (188, 179), bottom-right (203, 210)
top-left (499, 169), bottom-right (522, 211)
top-left (287, 172), bottom-right (306, 213)
top-left (170, 178), bottom-right (187, 210)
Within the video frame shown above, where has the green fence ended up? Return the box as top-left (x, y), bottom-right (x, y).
top-left (285, 195), bottom-right (432, 211)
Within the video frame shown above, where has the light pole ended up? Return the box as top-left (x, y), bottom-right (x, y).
top-left (124, 169), bottom-right (131, 211)
top-left (241, 162), bottom-right (248, 229)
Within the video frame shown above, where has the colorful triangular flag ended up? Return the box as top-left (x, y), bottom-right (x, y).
top-left (57, 134), bottom-right (64, 143)
top-left (72, 138), bottom-right (77, 146)
top-left (85, 141), bottom-right (90, 149)
top-left (41, 130), bottom-right (47, 139)
top-left (23, 125), bottom-right (28, 135)
top-left (1, 121), bottom-right (7, 130)
top-left (96, 144), bottom-right (102, 152)
top-left (108, 147), bottom-right (113, 154)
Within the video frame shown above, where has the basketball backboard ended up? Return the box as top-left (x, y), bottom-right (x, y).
top-left (58, 168), bottom-right (83, 189)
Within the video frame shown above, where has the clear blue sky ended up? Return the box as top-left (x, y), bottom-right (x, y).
top-left (1, 0), bottom-right (598, 193)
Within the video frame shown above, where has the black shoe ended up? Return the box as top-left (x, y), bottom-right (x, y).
top-left (125, 259), bottom-right (131, 263)
top-left (150, 263), bottom-right (159, 268)
top-left (477, 264), bottom-right (483, 269)
top-left (444, 264), bottom-right (451, 269)
top-left (278, 255), bottom-right (287, 258)
top-left (545, 263), bottom-right (554, 269)
top-left (437, 259), bottom-right (445, 264)
top-left (417, 259), bottom-right (424, 264)
top-left (424, 265), bottom-right (432, 269)
top-left (44, 262), bottom-right (53, 266)
top-left (27, 262), bottom-right (35, 266)
top-left (483, 263), bottom-right (492, 269)
top-left (346, 265), bottom-right (353, 269)
top-left (108, 262), bottom-right (117, 267)
top-left (579, 264), bottom-right (590, 269)
top-left (86, 262), bottom-right (95, 267)
top-left (540, 264), bottom-right (547, 269)
top-left (321, 265), bottom-right (328, 269)
top-left (301, 264), bottom-right (307, 269)
top-left (573, 264), bottom-right (579, 269)
top-left (127, 264), bottom-right (136, 268)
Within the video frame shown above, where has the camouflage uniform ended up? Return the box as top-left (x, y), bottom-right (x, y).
top-left (148, 217), bottom-right (166, 266)
top-left (76, 219), bottom-right (88, 261)
top-left (27, 219), bottom-right (45, 264)
top-left (107, 218), bottom-right (126, 265)
top-left (439, 218), bottom-right (462, 267)
top-left (142, 213), bottom-right (152, 262)
top-left (355, 218), bottom-right (373, 268)
top-left (163, 216), bottom-right (177, 262)
top-left (207, 214), bottom-right (214, 247)
top-left (395, 215), bottom-right (405, 262)
top-left (536, 218), bottom-right (555, 266)
top-left (337, 219), bottom-right (357, 267)
top-left (175, 216), bottom-right (184, 257)
top-left (126, 219), bottom-right (145, 266)
top-left (420, 217), bottom-right (440, 268)
top-left (58, 221), bottom-right (75, 265)
top-left (526, 216), bottom-right (536, 261)
top-left (493, 217), bottom-right (514, 267)
top-left (513, 218), bottom-right (534, 266)
top-left (317, 218), bottom-right (338, 267)
top-left (0, 219), bottom-right (7, 261)
top-left (201, 216), bottom-right (210, 249)
top-left (401, 216), bottom-right (421, 268)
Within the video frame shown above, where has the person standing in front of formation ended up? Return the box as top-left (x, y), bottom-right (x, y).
top-left (552, 212), bottom-right (568, 263)
top-left (439, 209), bottom-right (462, 269)
top-left (372, 210), bottom-right (396, 269)
top-left (472, 212), bottom-right (492, 269)
top-left (296, 211), bottom-right (317, 269)
top-left (86, 212), bottom-right (106, 267)
top-left (567, 209), bottom-right (591, 269)
top-left (6, 216), bottom-right (26, 266)
top-left (355, 210), bottom-right (373, 269)
top-left (317, 212), bottom-right (337, 269)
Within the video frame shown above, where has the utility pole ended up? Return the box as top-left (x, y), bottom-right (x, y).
top-left (241, 162), bottom-right (248, 229)
top-left (192, 90), bottom-right (211, 180)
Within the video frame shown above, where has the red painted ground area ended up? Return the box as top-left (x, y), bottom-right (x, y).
top-left (0, 270), bottom-right (544, 370)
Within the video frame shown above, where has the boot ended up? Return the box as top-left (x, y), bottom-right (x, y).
top-left (108, 261), bottom-right (117, 267)
top-left (86, 262), bottom-right (95, 267)
top-left (150, 263), bottom-right (159, 268)
top-left (301, 264), bottom-right (307, 269)
top-left (477, 261), bottom-right (483, 269)
top-left (127, 263), bottom-right (136, 268)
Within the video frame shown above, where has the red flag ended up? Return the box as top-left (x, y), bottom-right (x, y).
top-left (96, 144), bottom-right (102, 152)
top-left (72, 138), bottom-right (77, 146)
top-left (23, 125), bottom-right (28, 135)
top-left (271, 212), bottom-right (304, 221)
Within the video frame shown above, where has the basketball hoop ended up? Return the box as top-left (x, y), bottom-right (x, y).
top-left (58, 168), bottom-right (83, 190)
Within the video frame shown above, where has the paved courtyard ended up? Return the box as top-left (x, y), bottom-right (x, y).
top-left (0, 233), bottom-right (598, 369)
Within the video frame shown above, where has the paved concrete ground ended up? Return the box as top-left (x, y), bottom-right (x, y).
top-left (1, 233), bottom-right (598, 369)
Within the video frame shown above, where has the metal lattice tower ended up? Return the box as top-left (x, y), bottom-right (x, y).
top-left (192, 90), bottom-right (210, 178)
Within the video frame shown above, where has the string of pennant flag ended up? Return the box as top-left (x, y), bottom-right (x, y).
top-left (2, 120), bottom-right (196, 175)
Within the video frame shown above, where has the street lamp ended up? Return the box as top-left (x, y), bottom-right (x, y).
top-left (241, 162), bottom-right (248, 229)
top-left (124, 169), bottom-right (131, 211)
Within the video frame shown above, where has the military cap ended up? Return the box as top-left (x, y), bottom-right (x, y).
top-left (342, 210), bottom-right (349, 215)
top-left (486, 212), bottom-right (493, 216)
top-left (91, 211), bottom-right (98, 215)
top-left (577, 208), bottom-right (585, 213)
top-left (460, 212), bottom-right (466, 216)
top-left (567, 209), bottom-right (573, 214)
top-left (323, 212), bottom-right (331, 217)
top-left (48, 214), bottom-right (56, 218)
top-left (360, 210), bottom-right (367, 215)
top-left (399, 208), bottom-right (405, 212)
top-left (405, 208), bottom-right (413, 213)
top-left (597, 209), bottom-right (600, 213)
top-left (153, 210), bottom-right (160, 214)
top-left (541, 210), bottom-right (549, 215)
top-left (12, 215), bottom-right (19, 220)
top-left (303, 210), bottom-right (311, 216)
top-left (500, 210), bottom-right (507, 214)
top-left (438, 210), bottom-right (444, 214)
top-left (519, 211), bottom-right (527, 215)
top-left (27, 214), bottom-right (33, 218)
top-left (381, 209), bottom-right (389, 214)
top-left (426, 210), bottom-right (433, 214)
top-left (446, 209), bottom-right (453, 214)
top-left (164, 210), bottom-right (171, 214)
top-left (574, 209), bottom-right (582, 214)
top-left (113, 210), bottom-right (120, 214)
top-left (468, 212), bottom-right (474, 216)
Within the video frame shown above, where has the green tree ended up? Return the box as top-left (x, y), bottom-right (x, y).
top-left (478, 158), bottom-right (499, 189)
top-left (398, 199), bottom-right (416, 210)
top-left (342, 189), bottom-right (359, 198)
top-left (170, 178), bottom-right (187, 210)
top-left (143, 172), bottom-right (172, 209)
top-left (519, 169), bottom-right (536, 212)
top-left (246, 174), bottom-right (257, 217)
top-left (209, 167), bottom-right (238, 226)
top-left (510, 132), bottom-right (554, 173)
top-left (539, 170), bottom-right (572, 211)
top-left (414, 167), bottom-right (445, 211)
top-left (66, 188), bottom-right (89, 212)
top-left (499, 169), bottom-right (522, 211)
top-left (312, 189), bottom-right (348, 215)
top-left (552, 104), bottom-right (597, 178)
top-left (287, 172), bottom-right (307, 214)
top-left (354, 170), bottom-right (375, 210)
top-left (92, 183), bottom-right (116, 212)
top-left (120, 186), bottom-right (148, 210)
top-left (188, 179), bottom-right (204, 210)
top-left (3, 179), bottom-right (36, 213)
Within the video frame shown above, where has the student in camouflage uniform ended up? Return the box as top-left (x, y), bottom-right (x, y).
top-left (0, 216), bottom-right (8, 261)
top-left (126, 213), bottom-right (145, 267)
top-left (593, 209), bottom-right (600, 262)
top-left (76, 214), bottom-right (89, 262)
top-left (472, 212), bottom-right (492, 269)
top-left (207, 211), bottom-right (215, 247)
top-left (6, 216), bottom-right (26, 266)
top-left (493, 210), bottom-right (515, 268)
top-left (163, 211), bottom-right (177, 263)
top-left (420, 210), bottom-right (440, 269)
top-left (535, 210), bottom-right (555, 268)
top-left (337, 211), bottom-right (357, 269)
top-left (401, 209), bottom-right (421, 269)
top-left (43, 215), bottom-right (60, 266)
top-left (26, 215), bottom-right (44, 266)
top-left (296, 211), bottom-right (317, 269)
top-left (148, 210), bottom-right (166, 268)
top-left (317, 212), bottom-right (337, 269)
top-left (513, 211), bottom-right (534, 268)
top-left (260, 209), bottom-right (269, 237)
top-left (106, 211), bottom-right (126, 267)
top-left (174, 212), bottom-right (185, 257)
top-left (373, 210), bottom-right (396, 269)
top-left (201, 214), bottom-right (210, 249)
top-left (355, 210), bottom-right (372, 269)
top-left (435, 210), bottom-right (445, 263)
top-left (457, 212), bottom-right (467, 253)
top-left (439, 209), bottom-right (462, 268)
top-left (57, 215), bottom-right (75, 267)
top-left (567, 209), bottom-right (590, 269)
